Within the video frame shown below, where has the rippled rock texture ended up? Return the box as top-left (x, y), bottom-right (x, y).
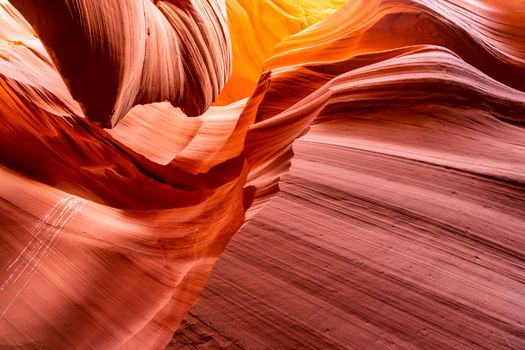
top-left (0, 0), bottom-right (524, 349)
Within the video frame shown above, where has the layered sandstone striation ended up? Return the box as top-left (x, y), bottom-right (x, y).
top-left (0, 0), bottom-right (524, 349)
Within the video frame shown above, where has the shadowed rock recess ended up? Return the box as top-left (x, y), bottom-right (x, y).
top-left (0, 0), bottom-right (524, 349)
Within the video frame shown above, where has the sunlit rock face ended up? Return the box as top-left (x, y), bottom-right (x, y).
top-left (215, 0), bottom-right (346, 104)
top-left (0, 0), bottom-right (524, 349)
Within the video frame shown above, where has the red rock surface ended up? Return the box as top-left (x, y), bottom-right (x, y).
top-left (172, 122), bottom-right (525, 349)
top-left (0, 0), bottom-right (524, 348)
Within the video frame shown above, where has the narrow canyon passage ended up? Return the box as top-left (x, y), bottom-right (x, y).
top-left (1, 1), bottom-right (524, 348)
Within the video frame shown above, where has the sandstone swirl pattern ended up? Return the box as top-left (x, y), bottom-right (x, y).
top-left (0, 0), bottom-right (524, 349)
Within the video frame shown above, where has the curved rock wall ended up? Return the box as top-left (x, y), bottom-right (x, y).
top-left (0, 0), bottom-right (524, 348)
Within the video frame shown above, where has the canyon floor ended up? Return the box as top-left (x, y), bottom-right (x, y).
top-left (168, 123), bottom-right (525, 349)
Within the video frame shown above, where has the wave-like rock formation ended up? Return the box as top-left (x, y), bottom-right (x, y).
top-left (173, 121), bottom-right (525, 349)
top-left (0, 0), bottom-right (524, 349)
top-left (9, 0), bottom-right (231, 126)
